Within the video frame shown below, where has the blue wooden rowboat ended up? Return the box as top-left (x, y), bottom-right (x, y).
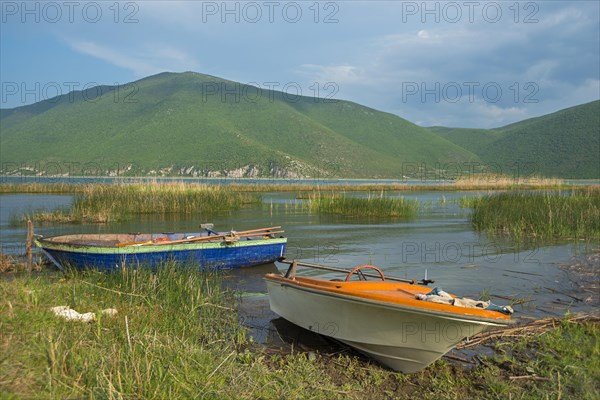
top-left (35, 226), bottom-right (287, 271)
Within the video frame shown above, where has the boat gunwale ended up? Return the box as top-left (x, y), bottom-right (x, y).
top-left (264, 273), bottom-right (512, 324)
top-left (35, 236), bottom-right (287, 254)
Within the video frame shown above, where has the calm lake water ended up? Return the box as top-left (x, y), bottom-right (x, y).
top-left (0, 191), bottom-right (596, 343)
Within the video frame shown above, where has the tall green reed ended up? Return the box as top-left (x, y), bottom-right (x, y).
top-left (25, 183), bottom-right (261, 223)
top-left (470, 188), bottom-right (600, 241)
top-left (303, 191), bottom-right (419, 217)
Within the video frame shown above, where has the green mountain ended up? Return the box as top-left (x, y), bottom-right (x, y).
top-left (1, 72), bottom-right (598, 179)
top-left (0, 72), bottom-right (479, 178)
top-left (430, 100), bottom-right (600, 179)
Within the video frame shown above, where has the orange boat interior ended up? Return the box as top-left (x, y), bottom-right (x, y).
top-left (265, 273), bottom-right (511, 321)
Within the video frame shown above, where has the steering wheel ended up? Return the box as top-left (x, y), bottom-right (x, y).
top-left (344, 265), bottom-right (386, 282)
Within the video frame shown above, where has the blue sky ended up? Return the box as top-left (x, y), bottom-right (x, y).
top-left (1, 0), bottom-right (599, 128)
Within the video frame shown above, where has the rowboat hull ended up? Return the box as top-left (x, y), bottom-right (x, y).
top-left (36, 233), bottom-right (286, 271)
top-left (265, 273), bottom-right (510, 373)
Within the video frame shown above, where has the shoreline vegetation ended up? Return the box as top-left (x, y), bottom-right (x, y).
top-left (1, 262), bottom-right (598, 399)
top-left (0, 182), bottom-right (598, 248)
top-left (1, 175), bottom-right (595, 224)
top-left (2, 180), bottom-right (599, 235)
top-left (0, 175), bottom-right (578, 195)
top-left (302, 192), bottom-right (419, 218)
top-left (469, 186), bottom-right (600, 240)
top-left (9, 183), bottom-right (261, 223)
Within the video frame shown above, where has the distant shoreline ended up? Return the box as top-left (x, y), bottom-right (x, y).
top-left (1, 175), bottom-right (598, 191)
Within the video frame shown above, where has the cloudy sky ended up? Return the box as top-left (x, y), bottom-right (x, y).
top-left (1, 1), bottom-right (598, 128)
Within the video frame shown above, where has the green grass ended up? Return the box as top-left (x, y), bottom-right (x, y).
top-left (21, 182), bottom-right (260, 223)
top-left (470, 188), bottom-right (600, 240)
top-left (0, 263), bottom-right (245, 398)
top-left (483, 317), bottom-right (600, 399)
top-left (302, 192), bottom-right (419, 217)
top-left (1, 264), bottom-right (598, 399)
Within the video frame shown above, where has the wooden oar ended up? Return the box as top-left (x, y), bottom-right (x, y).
top-left (117, 228), bottom-right (284, 247)
top-left (278, 259), bottom-right (433, 285)
top-left (116, 240), bottom-right (152, 247)
top-left (232, 226), bottom-right (281, 234)
top-left (150, 230), bottom-right (285, 246)
top-left (232, 231), bottom-right (284, 238)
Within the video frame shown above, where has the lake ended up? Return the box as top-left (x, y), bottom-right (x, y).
top-left (0, 190), bottom-right (595, 343)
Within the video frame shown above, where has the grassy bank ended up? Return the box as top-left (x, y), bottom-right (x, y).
top-left (302, 192), bottom-right (419, 217)
top-left (470, 187), bottom-right (600, 240)
top-left (15, 183), bottom-right (260, 223)
top-left (1, 264), bottom-right (598, 399)
top-left (0, 264), bottom-right (246, 398)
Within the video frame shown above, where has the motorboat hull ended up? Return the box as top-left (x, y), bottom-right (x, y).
top-left (265, 273), bottom-right (510, 373)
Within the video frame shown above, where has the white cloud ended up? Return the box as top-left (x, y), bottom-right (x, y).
top-left (297, 64), bottom-right (365, 85)
top-left (417, 30), bottom-right (430, 39)
top-left (52, 1), bottom-right (597, 128)
top-left (67, 39), bottom-right (199, 77)
top-left (290, 1), bottom-right (599, 128)
top-left (473, 103), bottom-right (529, 126)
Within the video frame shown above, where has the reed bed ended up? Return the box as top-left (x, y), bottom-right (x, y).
top-left (0, 183), bottom-right (84, 193)
top-left (23, 183), bottom-right (260, 223)
top-left (1, 175), bottom-right (572, 196)
top-left (470, 187), bottom-right (600, 240)
top-left (452, 174), bottom-right (565, 190)
top-left (302, 192), bottom-right (419, 217)
top-left (228, 177), bottom-right (567, 192)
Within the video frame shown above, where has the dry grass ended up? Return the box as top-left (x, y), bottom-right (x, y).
top-left (0, 175), bottom-right (573, 197)
top-left (456, 311), bottom-right (600, 349)
top-left (0, 252), bottom-right (42, 273)
top-left (452, 174), bottom-right (564, 189)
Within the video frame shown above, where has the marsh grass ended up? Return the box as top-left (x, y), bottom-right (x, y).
top-left (302, 192), bottom-right (419, 217)
top-left (21, 183), bottom-right (260, 223)
top-left (1, 175), bottom-right (571, 197)
top-left (470, 187), bottom-right (600, 241)
top-left (452, 174), bottom-right (564, 190)
top-left (0, 183), bottom-right (83, 194)
top-left (227, 176), bottom-right (567, 192)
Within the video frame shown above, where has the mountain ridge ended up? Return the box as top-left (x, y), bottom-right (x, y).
top-left (430, 100), bottom-right (600, 179)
